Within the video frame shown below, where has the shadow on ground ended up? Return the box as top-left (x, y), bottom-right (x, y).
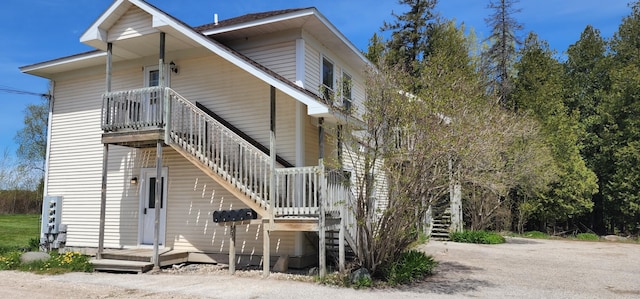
top-left (399, 261), bottom-right (495, 295)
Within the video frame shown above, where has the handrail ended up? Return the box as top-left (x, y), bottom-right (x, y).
top-left (325, 171), bottom-right (357, 249)
top-left (195, 102), bottom-right (294, 168)
top-left (167, 88), bottom-right (274, 208)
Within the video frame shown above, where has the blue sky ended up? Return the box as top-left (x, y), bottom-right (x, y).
top-left (0, 0), bottom-right (633, 160)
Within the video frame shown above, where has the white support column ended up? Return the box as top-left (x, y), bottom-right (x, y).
top-left (97, 42), bottom-right (113, 260)
top-left (264, 85), bottom-right (276, 278)
top-left (229, 224), bottom-right (236, 274)
top-left (153, 141), bottom-right (163, 269)
top-left (294, 40), bottom-right (306, 254)
top-left (318, 117), bottom-right (326, 278)
top-left (153, 32), bottom-right (166, 270)
top-left (98, 144), bottom-right (108, 259)
top-left (263, 221), bottom-right (270, 278)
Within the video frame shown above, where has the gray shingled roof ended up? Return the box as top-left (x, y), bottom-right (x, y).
top-left (193, 8), bottom-right (313, 32)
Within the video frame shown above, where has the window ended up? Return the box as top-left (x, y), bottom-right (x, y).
top-left (148, 177), bottom-right (164, 209)
top-left (148, 69), bottom-right (160, 87)
top-left (342, 72), bottom-right (352, 111)
top-left (322, 57), bottom-right (334, 100)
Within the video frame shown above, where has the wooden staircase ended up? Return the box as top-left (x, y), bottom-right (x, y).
top-left (431, 208), bottom-right (452, 241)
top-left (90, 249), bottom-right (188, 273)
top-left (101, 86), bottom-right (359, 269)
top-left (325, 229), bottom-right (356, 264)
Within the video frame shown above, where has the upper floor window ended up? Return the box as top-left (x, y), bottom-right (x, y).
top-left (342, 72), bottom-right (352, 111)
top-left (322, 57), bottom-right (334, 100)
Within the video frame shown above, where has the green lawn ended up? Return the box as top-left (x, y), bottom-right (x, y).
top-left (0, 214), bottom-right (40, 250)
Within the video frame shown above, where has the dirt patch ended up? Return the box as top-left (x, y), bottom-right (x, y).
top-left (1, 238), bottom-right (639, 298)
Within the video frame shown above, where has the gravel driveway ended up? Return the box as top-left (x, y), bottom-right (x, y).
top-left (1, 237), bottom-right (638, 298)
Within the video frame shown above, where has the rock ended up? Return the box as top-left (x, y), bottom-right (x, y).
top-left (272, 255), bottom-right (289, 273)
top-left (308, 267), bottom-right (319, 276)
top-left (349, 267), bottom-right (371, 284)
top-left (20, 251), bottom-right (50, 263)
top-left (604, 235), bottom-right (627, 242)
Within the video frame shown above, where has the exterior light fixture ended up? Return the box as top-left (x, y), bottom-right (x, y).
top-left (170, 61), bottom-right (178, 74)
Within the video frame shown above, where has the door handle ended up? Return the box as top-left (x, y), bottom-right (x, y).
top-left (144, 208), bottom-right (147, 214)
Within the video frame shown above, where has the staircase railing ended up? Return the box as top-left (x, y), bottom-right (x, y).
top-left (167, 88), bottom-right (273, 209)
top-left (325, 171), bottom-right (357, 251)
top-left (101, 87), bottom-right (355, 234)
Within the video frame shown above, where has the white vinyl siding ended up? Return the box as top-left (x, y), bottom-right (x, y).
top-left (107, 6), bottom-right (156, 42)
top-left (240, 41), bottom-right (296, 82)
top-left (47, 73), bottom-right (140, 247)
top-left (139, 147), bottom-right (295, 255)
top-left (47, 51), bottom-right (300, 254)
top-left (171, 54), bottom-right (297, 165)
top-left (304, 43), bottom-right (321, 96)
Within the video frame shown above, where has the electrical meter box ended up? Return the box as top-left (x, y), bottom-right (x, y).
top-left (41, 196), bottom-right (63, 236)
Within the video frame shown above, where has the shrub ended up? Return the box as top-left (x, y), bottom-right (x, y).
top-left (384, 250), bottom-right (437, 286)
top-left (450, 230), bottom-right (505, 244)
top-left (575, 233), bottom-right (599, 241)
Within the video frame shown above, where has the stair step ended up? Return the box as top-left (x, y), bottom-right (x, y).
top-left (90, 258), bottom-right (154, 273)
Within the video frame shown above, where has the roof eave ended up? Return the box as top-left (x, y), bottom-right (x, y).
top-left (20, 51), bottom-right (106, 78)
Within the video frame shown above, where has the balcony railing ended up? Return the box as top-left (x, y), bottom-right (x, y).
top-left (102, 86), bottom-right (165, 131)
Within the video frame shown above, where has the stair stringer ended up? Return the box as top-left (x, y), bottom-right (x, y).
top-left (168, 142), bottom-right (270, 218)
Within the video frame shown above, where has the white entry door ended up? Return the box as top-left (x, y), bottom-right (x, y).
top-left (139, 168), bottom-right (168, 246)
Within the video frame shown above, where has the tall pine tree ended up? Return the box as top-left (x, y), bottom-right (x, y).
top-left (484, 0), bottom-right (522, 107)
top-left (604, 0), bottom-right (640, 233)
top-left (564, 25), bottom-right (610, 234)
top-left (381, 0), bottom-right (438, 92)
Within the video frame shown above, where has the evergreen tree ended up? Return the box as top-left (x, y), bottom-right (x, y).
top-left (512, 33), bottom-right (597, 227)
top-left (381, 0), bottom-right (438, 92)
top-left (603, 0), bottom-right (640, 233)
top-left (564, 25), bottom-right (611, 234)
top-left (484, 0), bottom-right (522, 107)
top-left (365, 33), bottom-right (386, 67)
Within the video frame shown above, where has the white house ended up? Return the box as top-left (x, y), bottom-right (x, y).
top-left (21, 0), bottom-right (372, 276)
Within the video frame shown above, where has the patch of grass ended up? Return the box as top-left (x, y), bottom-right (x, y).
top-left (450, 230), bottom-right (506, 244)
top-left (410, 232), bottom-right (429, 248)
top-left (384, 250), bottom-right (437, 286)
top-left (522, 231), bottom-right (550, 239)
top-left (575, 233), bottom-right (599, 241)
top-left (0, 214), bottom-right (40, 252)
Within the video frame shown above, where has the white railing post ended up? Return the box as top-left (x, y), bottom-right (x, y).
top-left (318, 159), bottom-right (326, 278)
top-left (164, 87), bottom-right (171, 143)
